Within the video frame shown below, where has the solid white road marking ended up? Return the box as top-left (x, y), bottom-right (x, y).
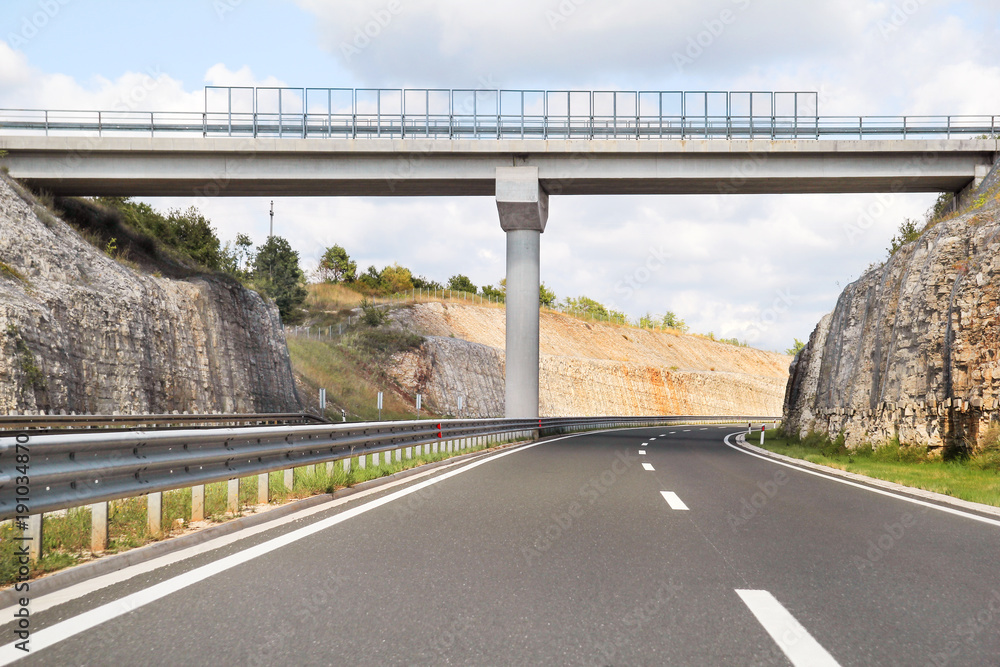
top-left (638, 450), bottom-right (647, 455)
top-left (642, 463), bottom-right (655, 471)
top-left (723, 433), bottom-right (1000, 528)
top-left (660, 491), bottom-right (689, 510)
top-left (0, 436), bottom-right (567, 665)
top-left (736, 589), bottom-right (841, 667)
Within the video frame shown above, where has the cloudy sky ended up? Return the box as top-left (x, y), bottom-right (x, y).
top-left (2, 0), bottom-right (999, 351)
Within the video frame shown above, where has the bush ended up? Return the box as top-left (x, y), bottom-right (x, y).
top-left (359, 298), bottom-right (389, 327)
top-left (351, 328), bottom-right (423, 357)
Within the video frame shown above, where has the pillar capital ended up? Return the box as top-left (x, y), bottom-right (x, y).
top-left (496, 166), bottom-right (548, 232)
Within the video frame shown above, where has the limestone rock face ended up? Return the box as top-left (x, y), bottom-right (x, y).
top-left (784, 164), bottom-right (1000, 450)
top-left (0, 177), bottom-right (299, 415)
top-left (390, 302), bottom-right (789, 418)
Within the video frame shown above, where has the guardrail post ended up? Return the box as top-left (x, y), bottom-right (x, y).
top-left (343, 457), bottom-right (351, 474)
top-left (395, 448), bottom-right (402, 463)
top-left (91, 502), bottom-right (109, 552)
top-left (284, 468), bottom-right (294, 490)
top-left (227, 479), bottom-right (239, 514)
top-left (405, 446), bottom-right (412, 459)
top-left (258, 473), bottom-right (270, 504)
top-left (147, 492), bottom-right (162, 536)
top-left (192, 485), bottom-right (205, 522)
top-left (358, 454), bottom-right (367, 470)
top-left (27, 514), bottom-right (43, 562)
top-left (373, 452), bottom-right (380, 466)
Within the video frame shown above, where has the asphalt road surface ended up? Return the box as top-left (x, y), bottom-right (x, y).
top-left (3, 425), bottom-right (1000, 666)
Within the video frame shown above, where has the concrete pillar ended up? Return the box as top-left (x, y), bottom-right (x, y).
top-left (191, 485), bottom-right (205, 522)
top-left (27, 514), bottom-right (43, 562)
top-left (147, 492), bottom-right (162, 536)
top-left (258, 473), bottom-right (270, 504)
top-left (497, 166), bottom-right (548, 420)
top-left (91, 502), bottom-right (108, 553)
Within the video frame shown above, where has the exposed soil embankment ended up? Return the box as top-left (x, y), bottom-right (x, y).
top-left (389, 302), bottom-right (790, 418)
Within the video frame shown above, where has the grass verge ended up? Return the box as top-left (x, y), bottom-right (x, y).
top-left (756, 430), bottom-right (1000, 507)
top-left (0, 438), bottom-right (518, 588)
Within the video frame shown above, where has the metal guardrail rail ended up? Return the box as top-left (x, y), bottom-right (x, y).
top-left (0, 415), bottom-right (775, 521)
top-left (0, 412), bottom-right (326, 432)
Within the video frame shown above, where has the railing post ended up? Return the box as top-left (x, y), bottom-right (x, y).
top-left (91, 502), bottom-right (109, 552)
top-left (27, 514), bottom-right (43, 562)
top-left (147, 492), bottom-right (162, 536)
top-left (284, 468), bottom-right (294, 490)
top-left (192, 485), bottom-right (205, 521)
top-left (227, 478), bottom-right (239, 514)
top-left (258, 473), bottom-right (270, 504)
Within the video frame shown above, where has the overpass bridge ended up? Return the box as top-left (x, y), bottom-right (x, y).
top-left (1, 88), bottom-right (997, 421)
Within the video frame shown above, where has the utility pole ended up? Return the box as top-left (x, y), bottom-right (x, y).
top-left (269, 200), bottom-right (274, 238)
top-left (268, 201), bottom-right (274, 283)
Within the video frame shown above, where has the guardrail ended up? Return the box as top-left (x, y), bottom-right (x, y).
top-left (1, 415), bottom-right (775, 536)
top-left (0, 412), bottom-right (327, 432)
top-left (1, 108), bottom-right (997, 141)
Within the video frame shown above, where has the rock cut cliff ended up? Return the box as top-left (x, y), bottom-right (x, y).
top-left (784, 158), bottom-right (1000, 452)
top-left (0, 177), bottom-right (299, 415)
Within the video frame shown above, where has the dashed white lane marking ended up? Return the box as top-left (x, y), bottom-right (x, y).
top-left (735, 590), bottom-right (841, 667)
top-left (699, 428), bottom-right (708, 431)
top-left (660, 491), bottom-right (689, 510)
top-left (666, 432), bottom-right (674, 435)
top-left (683, 429), bottom-right (691, 432)
top-left (641, 442), bottom-right (649, 446)
top-left (638, 450), bottom-right (647, 455)
top-left (642, 463), bottom-right (655, 471)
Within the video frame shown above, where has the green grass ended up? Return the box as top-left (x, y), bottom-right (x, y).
top-left (757, 430), bottom-right (1000, 507)
top-left (0, 437), bottom-right (518, 588)
top-left (287, 336), bottom-right (427, 422)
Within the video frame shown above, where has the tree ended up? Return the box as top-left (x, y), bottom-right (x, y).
top-left (253, 236), bottom-right (308, 323)
top-left (165, 207), bottom-right (223, 270)
top-left (317, 244), bottom-right (357, 283)
top-left (539, 282), bottom-right (557, 308)
top-left (413, 275), bottom-right (444, 290)
top-left (221, 233), bottom-right (255, 279)
top-left (786, 338), bottom-right (806, 356)
top-left (480, 284), bottom-right (505, 302)
top-left (380, 263), bottom-right (414, 293)
top-left (887, 218), bottom-right (921, 257)
top-left (447, 274), bottom-right (477, 294)
top-left (661, 311), bottom-right (688, 333)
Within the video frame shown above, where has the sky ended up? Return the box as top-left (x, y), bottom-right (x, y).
top-left (2, 0), bottom-right (999, 352)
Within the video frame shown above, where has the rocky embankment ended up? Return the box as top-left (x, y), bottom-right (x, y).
top-left (389, 302), bottom-right (790, 418)
top-left (784, 160), bottom-right (1000, 452)
top-left (0, 177), bottom-right (299, 414)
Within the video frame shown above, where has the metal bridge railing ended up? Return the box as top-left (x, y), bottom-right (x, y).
top-left (0, 108), bottom-right (996, 142)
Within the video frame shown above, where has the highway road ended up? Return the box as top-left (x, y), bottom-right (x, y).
top-left (3, 425), bottom-right (1000, 665)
